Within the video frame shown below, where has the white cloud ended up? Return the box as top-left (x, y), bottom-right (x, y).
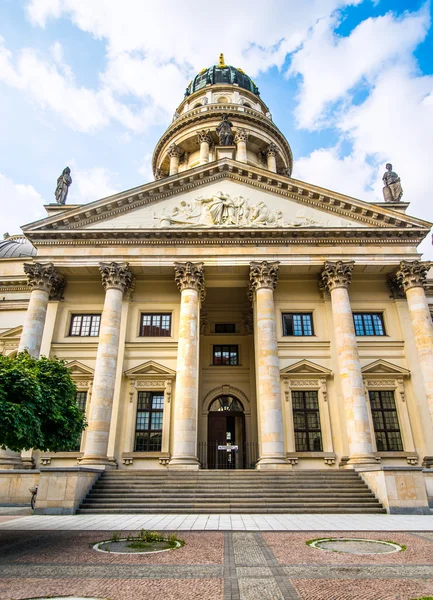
top-left (66, 163), bottom-right (120, 204)
top-left (0, 173), bottom-right (46, 233)
top-left (289, 6), bottom-right (430, 129)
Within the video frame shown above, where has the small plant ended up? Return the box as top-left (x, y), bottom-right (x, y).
top-left (110, 532), bottom-right (121, 543)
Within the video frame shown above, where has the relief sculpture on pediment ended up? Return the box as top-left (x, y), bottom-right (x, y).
top-left (156, 192), bottom-right (322, 228)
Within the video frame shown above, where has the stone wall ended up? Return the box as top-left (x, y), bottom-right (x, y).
top-left (0, 470), bottom-right (40, 506)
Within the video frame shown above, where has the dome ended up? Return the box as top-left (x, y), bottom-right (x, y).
top-left (186, 54), bottom-right (260, 97)
top-left (0, 235), bottom-right (36, 259)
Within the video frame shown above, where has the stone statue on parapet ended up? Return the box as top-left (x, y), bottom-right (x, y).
top-left (382, 163), bottom-right (403, 202)
top-left (216, 114), bottom-right (234, 145)
top-left (3, 232), bottom-right (10, 240)
top-left (55, 167), bottom-right (72, 205)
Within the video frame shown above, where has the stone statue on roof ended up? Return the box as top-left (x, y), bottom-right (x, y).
top-left (382, 163), bottom-right (403, 202)
top-left (55, 167), bottom-right (72, 205)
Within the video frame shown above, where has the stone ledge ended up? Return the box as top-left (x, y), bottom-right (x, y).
top-left (0, 469), bottom-right (40, 474)
top-left (39, 467), bottom-right (104, 473)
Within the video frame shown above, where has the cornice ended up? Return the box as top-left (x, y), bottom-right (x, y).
top-left (152, 103), bottom-right (293, 173)
top-left (22, 161), bottom-right (431, 237)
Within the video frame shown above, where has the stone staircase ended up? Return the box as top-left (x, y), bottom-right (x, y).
top-left (77, 469), bottom-right (385, 514)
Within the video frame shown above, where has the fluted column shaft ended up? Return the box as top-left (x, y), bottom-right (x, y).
top-left (81, 262), bottom-right (132, 467)
top-left (250, 261), bottom-right (288, 468)
top-left (197, 130), bottom-right (211, 165)
top-left (18, 263), bottom-right (65, 357)
top-left (396, 260), bottom-right (433, 427)
top-left (169, 262), bottom-right (205, 469)
top-left (321, 261), bottom-right (375, 465)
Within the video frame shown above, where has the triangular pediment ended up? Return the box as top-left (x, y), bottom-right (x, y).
top-left (66, 360), bottom-right (95, 376)
top-left (22, 160), bottom-right (431, 241)
top-left (362, 360), bottom-right (410, 376)
top-left (0, 326), bottom-right (23, 340)
top-left (280, 359), bottom-right (332, 376)
top-left (124, 360), bottom-right (176, 378)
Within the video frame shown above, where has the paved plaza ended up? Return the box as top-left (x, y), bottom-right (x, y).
top-left (1, 515), bottom-right (433, 599)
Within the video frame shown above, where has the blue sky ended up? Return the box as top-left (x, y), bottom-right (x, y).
top-left (0, 0), bottom-right (432, 256)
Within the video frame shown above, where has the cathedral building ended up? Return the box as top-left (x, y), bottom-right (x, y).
top-left (1, 55), bottom-right (433, 514)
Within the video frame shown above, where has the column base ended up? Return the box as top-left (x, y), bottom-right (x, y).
top-left (343, 454), bottom-right (379, 468)
top-left (168, 456), bottom-right (200, 470)
top-left (79, 455), bottom-right (117, 470)
top-left (256, 456), bottom-right (292, 470)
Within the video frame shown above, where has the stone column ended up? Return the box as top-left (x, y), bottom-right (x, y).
top-left (18, 262), bottom-right (65, 357)
top-left (265, 143), bottom-right (278, 173)
top-left (167, 143), bottom-right (182, 176)
top-left (235, 128), bottom-right (249, 163)
top-left (249, 261), bottom-right (288, 469)
top-left (395, 260), bottom-right (433, 428)
top-left (321, 261), bottom-right (376, 465)
top-left (197, 130), bottom-right (211, 165)
top-left (80, 262), bottom-right (133, 467)
top-left (169, 262), bottom-right (205, 469)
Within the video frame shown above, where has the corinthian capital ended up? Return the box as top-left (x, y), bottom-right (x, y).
top-left (24, 262), bottom-right (66, 300)
top-left (174, 262), bottom-right (205, 299)
top-left (320, 260), bottom-right (354, 293)
top-left (395, 260), bottom-right (432, 292)
top-left (197, 129), bottom-right (211, 145)
top-left (99, 262), bottom-right (133, 293)
top-left (234, 128), bottom-right (249, 143)
top-left (167, 143), bottom-right (182, 158)
top-left (265, 143), bottom-right (278, 157)
top-left (249, 261), bottom-right (279, 297)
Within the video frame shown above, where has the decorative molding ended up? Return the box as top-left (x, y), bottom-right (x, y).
top-left (197, 129), bottom-right (212, 145)
top-left (99, 261), bottom-right (133, 293)
top-left (203, 385), bottom-right (250, 412)
top-left (234, 128), bottom-right (249, 143)
top-left (249, 260), bottom-right (279, 298)
top-left (23, 262), bottom-right (65, 300)
top-left (167, 142), bottom-right (182, 158)
top-left (174, 261), bottom-right (205, 300)
top-left (395, 260), bottom-right (432, 292)
top-left (280, 359), bottom-right (332, 377)
top-left (320, 260), bottom-right (354, 292)
top-left (24, 161), bottom-right (428, 235)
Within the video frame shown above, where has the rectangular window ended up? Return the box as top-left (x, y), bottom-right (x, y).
top-left (369, 390), bottom-right (403, 451)
top-left (353, 313), bottom-right (385, 336)
top-left (134, 391), bottom-right (164, 452)
top-left (140, 313), bottom-right (171, 337)
top-left (282, 313), bottom-right (313, 336)
top-left (213, 345), bottom-right (239, 365)
top-left (215, 323), bottom-right (236, 334)
top-left (292, 390), bottom-right (323, 452)
top-left (70, 314), bottom-right (101, 337)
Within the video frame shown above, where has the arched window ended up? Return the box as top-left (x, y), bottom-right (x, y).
top-left (209, 395), bottom-right (244, 412)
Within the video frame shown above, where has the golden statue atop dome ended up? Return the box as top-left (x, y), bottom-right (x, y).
top-left (218, 53), bottom-right (226, 68)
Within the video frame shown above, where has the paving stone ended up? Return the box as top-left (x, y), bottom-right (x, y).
top-left (238, 578), bottom-right (284, 600)
top-left (237, 567), bottom-right (273, 577)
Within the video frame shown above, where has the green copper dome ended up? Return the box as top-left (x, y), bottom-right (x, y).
top-left (185, 54), bottom-right (260, 98)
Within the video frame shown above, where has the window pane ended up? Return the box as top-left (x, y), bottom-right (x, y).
top-left (141, 314), bottom-right (151, 336)
top-left (140, 314), bottom-right (171, 337)
top-left (137, 392), bottom-right (152, 410)
top-left (70, 315), bottom-right (82, 336)
top-left (309, 432), bottom-right (323, 451)
top-left (372, 411), bottom-right (385, 430)
top-left (295, 431), bottom-right (308, 452)
top-left (136, 412), bottom-right (150, 430)
top-left (151, 314), bottom-right (162, 336)
top-left (293, 314), bottom-right (303, 336)
top-left (302, 314), bottom-right (313, 335)
top-left (134, 391), bottom-right (164, 452)
top-left (213, 346), bottom-right (222, 365)
top-left (362, 314), bottom-right (374, 335)
top-left (354, 313), bottom-right (385, 336)
top-left (161, 315), bottom-right (171, 336)
top-left (387, 432), bottom-right (403, 451)
top-left (293, 412), bottom-right (306, 429)
top-left (151, 394), bottom-right (164, 409)
top-left (90, 315), bottom-right (100, 336)
top-left (282, 313), bottom-right (313, 336)
top-left (307, 412), bottom-right (320, 429)
top-left (372, 314), bottom-right (384, 335)
top-left (353, 314), bottom-right (364, 335)
top-left (75, 391), bottom-right (87, 412)
top-left (292, 390), bottom-right (322, 451)
top-left (369, 390), bottom-right (403, 452)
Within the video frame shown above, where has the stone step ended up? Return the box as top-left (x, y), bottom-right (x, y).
top-left (88, 490), bottom-right (373, 498)
top-left (80, 500), bottom-right (382, 509)
top-left (77, 507), bottom-right (387, 514)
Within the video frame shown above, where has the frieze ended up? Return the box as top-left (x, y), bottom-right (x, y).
top-left (156, 192), bottom-right (322, 229)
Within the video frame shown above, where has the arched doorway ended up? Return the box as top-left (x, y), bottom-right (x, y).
top-left (207, 395), bottom-right (245, 469)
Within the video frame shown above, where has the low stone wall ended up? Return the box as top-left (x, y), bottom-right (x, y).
top-left (358, 466), bottom-right (430, 514)
top-left (34, 467), bottom-right (103, 515)
top-left (0, 470), bottom-right (40, 506)
top-left (423, 469), bottom-right (433, 508)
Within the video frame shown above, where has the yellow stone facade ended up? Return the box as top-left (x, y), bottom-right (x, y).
top-left (1, 58), bottom-right (433, 511)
